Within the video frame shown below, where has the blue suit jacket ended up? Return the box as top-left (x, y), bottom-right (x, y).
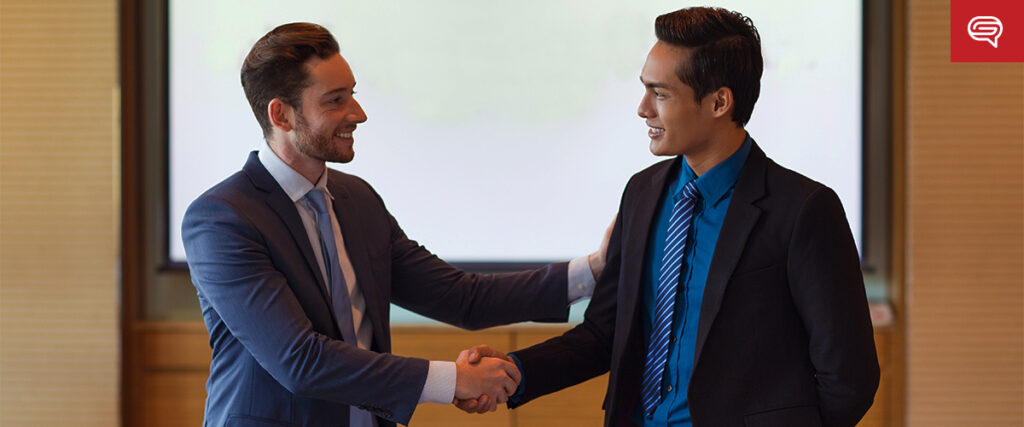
top-left (182, 152), bottom-right (570, 427)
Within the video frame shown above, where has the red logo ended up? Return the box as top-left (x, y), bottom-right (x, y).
top-left (951, 0), bottom-right (1024, 62)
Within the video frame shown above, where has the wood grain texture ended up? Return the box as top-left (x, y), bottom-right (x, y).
top-left (508, 329), bottom-right (608, 427)
top-left (135, 323), bottom-right (893, 426)
top-left (391, 327), bottom-right (514, 427)
top-left (905, 1), bottom-right (1024, 426)
top-left (0, 0), bottom-right (119, 425)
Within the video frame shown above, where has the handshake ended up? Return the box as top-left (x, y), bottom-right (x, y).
top-left (452, 345), bottom-right (517, 413)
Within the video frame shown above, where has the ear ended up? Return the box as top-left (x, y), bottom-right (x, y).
top-left (709, 87), bottom-right (734, 119)
top-left (267, 98), bottom-right (295, 132)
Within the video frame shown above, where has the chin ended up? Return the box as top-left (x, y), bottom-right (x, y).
top-left (333, 151), bottom-right (354, 164)
top-left (316, 148), bottom-right (354, 164)
top-left (327, 142), bottom-right (355, 163)
top-left (649, 141), bottom-right (676, 157)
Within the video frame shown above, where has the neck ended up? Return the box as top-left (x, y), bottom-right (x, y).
top-left (267, 137), bottom-right (325, 185)
top-left (684, 125), bottom-right (747, 176)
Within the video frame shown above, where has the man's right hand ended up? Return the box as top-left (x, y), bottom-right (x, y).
top-left (454, 350), bottom-right (520, 411)
top-left (588, 213), bottom-right (617, 280)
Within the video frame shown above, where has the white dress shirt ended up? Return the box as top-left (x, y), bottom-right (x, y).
top-left (258, 147), bottom-right (596, 423)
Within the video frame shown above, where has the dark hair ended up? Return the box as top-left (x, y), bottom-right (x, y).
top-left (655, 7), bottom-right (763, 126)
top-left (241, 22), bottom-right (340, 137)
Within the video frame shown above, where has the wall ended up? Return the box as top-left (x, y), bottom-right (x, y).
top-left (135, 324), bottom-right (896, 426)
top-left (905, 0), bottom-right (1024, 425)
top-left (2, 0), bottom-right (1022, 425)
top-left (0, 0), bottom-right (120, 425)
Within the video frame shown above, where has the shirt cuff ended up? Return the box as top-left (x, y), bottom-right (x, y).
top-left (507, 353), bottom-right (526, 405)
top-left (418, 361), bottom-right (456, 404)
top-left (567, 255), bottom-right (597, 304)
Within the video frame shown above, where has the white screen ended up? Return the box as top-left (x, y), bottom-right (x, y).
top-left (169, 0), bottom-right (862, 264)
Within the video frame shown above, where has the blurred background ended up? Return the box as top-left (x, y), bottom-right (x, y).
top-left (0, 0), bottom-right (1020, 425)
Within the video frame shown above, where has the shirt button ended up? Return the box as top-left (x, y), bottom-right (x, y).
top-left (667, 385), bottom-right (673, 392)
top-left (578, 284), bottom-right (586, 290)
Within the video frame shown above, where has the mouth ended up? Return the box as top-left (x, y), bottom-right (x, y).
top-left (648, 126), bottom-right (665, 138)
top-left (334, 130), bottom-right (354, 139)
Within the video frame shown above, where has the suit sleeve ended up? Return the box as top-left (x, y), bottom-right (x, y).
top-left (787, 187), bottom-right (880, 427)
top-left (506, 198), bottom-right (628, 406)
top-left (362, 182), bottom-right (571, 330)
top-left (183, 195), bottom-right (427, 425)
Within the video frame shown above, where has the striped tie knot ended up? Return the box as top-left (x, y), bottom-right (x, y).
top-left (680, 180), bottom-right (700, 202)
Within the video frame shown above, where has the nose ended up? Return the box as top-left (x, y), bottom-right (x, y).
top-left (348, 98), bottom-right (367, 124)
top-left (637, 93), bottom-right (654, 119)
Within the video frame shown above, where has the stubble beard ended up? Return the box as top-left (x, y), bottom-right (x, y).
top-left (294, 111), bottom-right (353, 164)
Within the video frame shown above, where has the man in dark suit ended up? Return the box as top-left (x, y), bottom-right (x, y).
top-left (458, 7), bottom-right (879, 426)
top-left (182, 23), bottom-right (606, 427)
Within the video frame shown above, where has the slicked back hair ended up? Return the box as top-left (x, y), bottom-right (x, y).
top-left (241, 22), bottom-right (340, 137)
top-left (655, 7), bottom-right (763, 126)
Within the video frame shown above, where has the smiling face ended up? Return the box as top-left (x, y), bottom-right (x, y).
top-left (289, 53), bottom-right (367, 164)
top-left (637, 41), bottom-right (717, 158)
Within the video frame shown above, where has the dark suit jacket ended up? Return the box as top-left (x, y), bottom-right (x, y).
top-left (182, 152), bottom-right (571, 427)
top-left (510, 143), bottom-right (879, 427)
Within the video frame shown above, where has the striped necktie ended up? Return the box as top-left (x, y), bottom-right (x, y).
top-left (640, 180), bottom-right (701, 418)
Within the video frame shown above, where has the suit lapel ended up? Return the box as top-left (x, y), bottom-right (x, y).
top-left (619, 158), bottom-right (678, 363)
top-left (243, 152), bottom-right (335, 311)
top-left (268, 192), bottom-right (333, 299)
top-left (609, 158), bottom-right (676, 422)
top-left (692, 145), bottom-right (767, 370)
top-left (327, 177), bottom-right (390, 347)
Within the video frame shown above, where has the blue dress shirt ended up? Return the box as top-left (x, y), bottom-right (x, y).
top-left (634, 137), bottom-right (751, 426)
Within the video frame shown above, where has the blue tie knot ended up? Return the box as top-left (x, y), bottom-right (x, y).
top-left (305, 188), bottom-right (331, 217)
top-left (681, 180), bottom-right (701, 201)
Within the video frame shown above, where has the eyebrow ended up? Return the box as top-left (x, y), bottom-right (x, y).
top-left (640, 76), bottom-right (668, 90)
top-left (321, 84), bottom-right (355, 98)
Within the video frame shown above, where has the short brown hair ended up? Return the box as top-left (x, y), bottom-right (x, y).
top-left (240, 23), bottom-right (340, 137)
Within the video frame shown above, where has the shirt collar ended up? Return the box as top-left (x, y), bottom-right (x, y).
top-left (258, 144), bottom-right (332, 203)
top-left (676, 134), bottom-right (753, 207)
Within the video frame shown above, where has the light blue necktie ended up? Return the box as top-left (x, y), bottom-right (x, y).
top-left (304, 188), bottom-right (358, 345)
top-left (640, 180), bottom-right (701, 418)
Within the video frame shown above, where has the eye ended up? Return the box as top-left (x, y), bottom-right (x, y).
top-left (654, 91), bottom-right (666, 99)
top-left (327, 97), bottom-right (341, 104)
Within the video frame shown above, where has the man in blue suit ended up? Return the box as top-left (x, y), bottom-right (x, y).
top-left (182, 23), bottom-right (606, 427)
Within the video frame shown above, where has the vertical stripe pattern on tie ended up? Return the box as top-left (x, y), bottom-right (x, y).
top-left (640, 180), bottom-right (701, 418)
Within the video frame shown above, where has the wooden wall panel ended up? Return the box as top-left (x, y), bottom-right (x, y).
top-left (509, 329), bottom-right (608, 427)
top-left (392, 327), bottom-right (514, 427)
top-left (137, 323), bottom-right (893, 426)
top-left (134, 324), bottom-right (209, 427)
top-left (905, 1), bottom-right (1024, 426)
top-left (862, 327), bottom-right (894, 426)
top-left (141, 372), bottom-right (209, 427)
top-left (0, 0), bottom-right (119, 425)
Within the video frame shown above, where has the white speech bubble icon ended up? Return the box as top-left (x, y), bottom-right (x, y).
top-left (968, 16), bottom-right (1003, 48)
